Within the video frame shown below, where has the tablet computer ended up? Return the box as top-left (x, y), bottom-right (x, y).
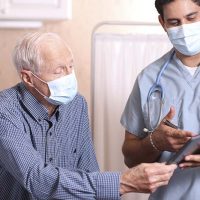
top-left (166, 135), bottom-right (200, 165)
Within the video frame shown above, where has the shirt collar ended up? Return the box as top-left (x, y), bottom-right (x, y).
top-left (18, 83), bottom-right (60, 122)
top-left (173, 53), bottom-right (200, 80)
top-left (17, 83), bottom-right (77, 122)
top-left (173, 54), bottom-right (193, 75)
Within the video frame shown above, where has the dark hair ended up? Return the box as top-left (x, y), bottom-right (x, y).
top-left (155, 0), bottom-right (200, 19)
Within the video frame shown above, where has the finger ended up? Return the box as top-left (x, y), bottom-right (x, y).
top-left (148, 172), bottom-right (174, 192)
top-left (172, 138), bottom-right (192, 146)
top-left (172, 140), bottom-right (189, 147)
top-left (164, 106), bottom-right (175, 121)
top-left (145, 172), bottom-right (173, 193)
top-left (185, 155), bottom-right (200, 162)
top-left (149, 172), bottom-right (174, 183)
top-left (148, 163), bottom-right (177, 175)
top-left (179, 162), bottom-right (200, 168)
top-left (168, 130), bottom-right (193, 138)
top-left (172, 144), bottom-right (186, 152)
top-left (150, 180), bottom-right (170, 191)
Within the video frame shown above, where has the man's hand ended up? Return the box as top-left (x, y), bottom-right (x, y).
top-left (179, 154), bottom-right (200, 168)
top-left (120, 163), bottom-right (177, 194)
top-left (152, 107), bottom-right (194, 152)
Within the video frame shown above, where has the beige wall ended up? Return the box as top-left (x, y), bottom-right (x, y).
top-left (0, 0), bottom-right (159, 113)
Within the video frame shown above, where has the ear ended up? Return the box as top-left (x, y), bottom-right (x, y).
top-left (20, 70), bottom-right (34, 87)
top-left (158, 15), bottom-right (167, 32)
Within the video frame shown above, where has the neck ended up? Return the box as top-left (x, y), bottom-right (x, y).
top-left (176, 51), bottom-right (200, 67)
top-left (25, 84), bottom-right (57, 116)
top-left (45, 103), bottom-right (57, 116)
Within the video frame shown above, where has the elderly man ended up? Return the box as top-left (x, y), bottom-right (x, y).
top-left (0, 32), bottom-right (176, 199)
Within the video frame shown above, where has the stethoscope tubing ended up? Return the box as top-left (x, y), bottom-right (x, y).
top-left (147, 50), bottom-right (175, 102)
top-left (146, 49), bottom-right (175, 131)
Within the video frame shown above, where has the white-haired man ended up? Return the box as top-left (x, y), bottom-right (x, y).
top-left (0, 32), bottom-right (176, 199)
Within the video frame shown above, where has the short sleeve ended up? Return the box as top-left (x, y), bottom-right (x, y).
top-left (120, 78), bottom-right (146, 138)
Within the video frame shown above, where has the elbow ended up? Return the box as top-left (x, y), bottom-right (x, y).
top-left (124, 159), bottom-right (133, 168)
top-left (122, 144), bottom-right (138, 168)
top-left (124, 157), bottom-right (138, 168)
top-left (24, 165), bottom-right (58, 200)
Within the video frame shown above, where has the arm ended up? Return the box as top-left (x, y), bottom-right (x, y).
top-left (76, 97), bottom-right (99, 172)
top-left (0, 113), bottom-right (120, 200)
top-left (122, 107), bottom-right (194, 168)
top-left (0, 106), bottom-right (175, 199)
top-left (75, 98), bottom-right (176, 196)
top-left (122, 131), bottom-right (161, 167)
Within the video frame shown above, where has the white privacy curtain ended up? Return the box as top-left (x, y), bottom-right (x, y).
top-left (92, 33), bottom-right (172, 200)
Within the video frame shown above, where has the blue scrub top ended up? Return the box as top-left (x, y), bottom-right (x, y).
top-left (121, 49), bottom-right (200, 200)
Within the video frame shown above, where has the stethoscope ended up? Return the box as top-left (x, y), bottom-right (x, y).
top-left (144, 50), bottom-right (175, 133)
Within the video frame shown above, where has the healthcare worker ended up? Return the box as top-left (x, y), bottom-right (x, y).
top-left (121, 0), bottom-right (200, 199)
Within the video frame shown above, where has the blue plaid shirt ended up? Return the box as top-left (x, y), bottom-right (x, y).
top-left (0, 83), bottom-right (120, 200)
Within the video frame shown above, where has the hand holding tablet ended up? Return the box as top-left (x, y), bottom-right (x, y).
top-left (166, 135), bottom-right (200, 165)
top-left (163, 119), bottom-right (200, 165)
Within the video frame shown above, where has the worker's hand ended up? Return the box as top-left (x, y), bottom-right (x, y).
top-left (152, 107), bottom-right (194, 152)
top-left (179, 154), bottom-right (200, 168)
top-left (120, 162), bottom-right (177, 195)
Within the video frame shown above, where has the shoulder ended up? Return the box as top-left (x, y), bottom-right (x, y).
top-left (137, 50), bottom-right (173, 83)
top-left (61, 93), bottom-right (89, 115)
top-left (0, 83), bottom-right (23, 128)
top-left (128, 50), bottom-right (174, 102)
top-left (0, 84), bottom-right (21, 112)
top-left (72, 93), bottom-right (88, 107)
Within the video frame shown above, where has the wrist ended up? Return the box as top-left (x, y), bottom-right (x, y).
top-left (149, 132), bottom-right (161, 152)
top-left (119, 182), bottom-right (125, 196)
top-left (119, 172), bottom-right (136, 195)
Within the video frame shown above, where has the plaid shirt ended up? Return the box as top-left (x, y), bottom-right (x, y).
top-left (0, 83), bottom-right (120, 200)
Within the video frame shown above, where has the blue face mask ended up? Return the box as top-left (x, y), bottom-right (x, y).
top-left (167, 21), bottom-right (200, 56)
top-left (32, 71), bottom-right (78, 105)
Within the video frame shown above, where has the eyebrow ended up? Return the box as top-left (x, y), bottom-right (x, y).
top-left (186, 11), bottom-right (199, 17)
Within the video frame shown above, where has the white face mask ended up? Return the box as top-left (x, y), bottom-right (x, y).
top-left (32, 70), bottom-right (78, 105)
top-left (167, 21), bottom-right (200, 56)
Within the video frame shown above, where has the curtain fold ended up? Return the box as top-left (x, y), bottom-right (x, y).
top-left (92, 33), bottom-right (172, 200)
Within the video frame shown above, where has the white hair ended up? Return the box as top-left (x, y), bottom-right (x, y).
top-left (12, 32), bottom-right (71, 75)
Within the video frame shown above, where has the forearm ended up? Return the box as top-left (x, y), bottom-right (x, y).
top-left (122, 134), bottom-right (161, 167)
top-left (0, 138), bottom-right (120, 199)
top-left (26, 164), bottom-right (121, 200)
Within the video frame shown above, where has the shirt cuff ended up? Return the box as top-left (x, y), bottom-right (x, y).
top-left (96, 172), bottom-right (120, 200)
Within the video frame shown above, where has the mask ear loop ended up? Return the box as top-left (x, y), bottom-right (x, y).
top-left (30, 72), bottom-right (50, 98)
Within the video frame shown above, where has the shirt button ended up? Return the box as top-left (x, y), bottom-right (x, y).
top-left (49, 158), bottom-right (53, 162)
top-left (49, 132), bottom-right (52, 136)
